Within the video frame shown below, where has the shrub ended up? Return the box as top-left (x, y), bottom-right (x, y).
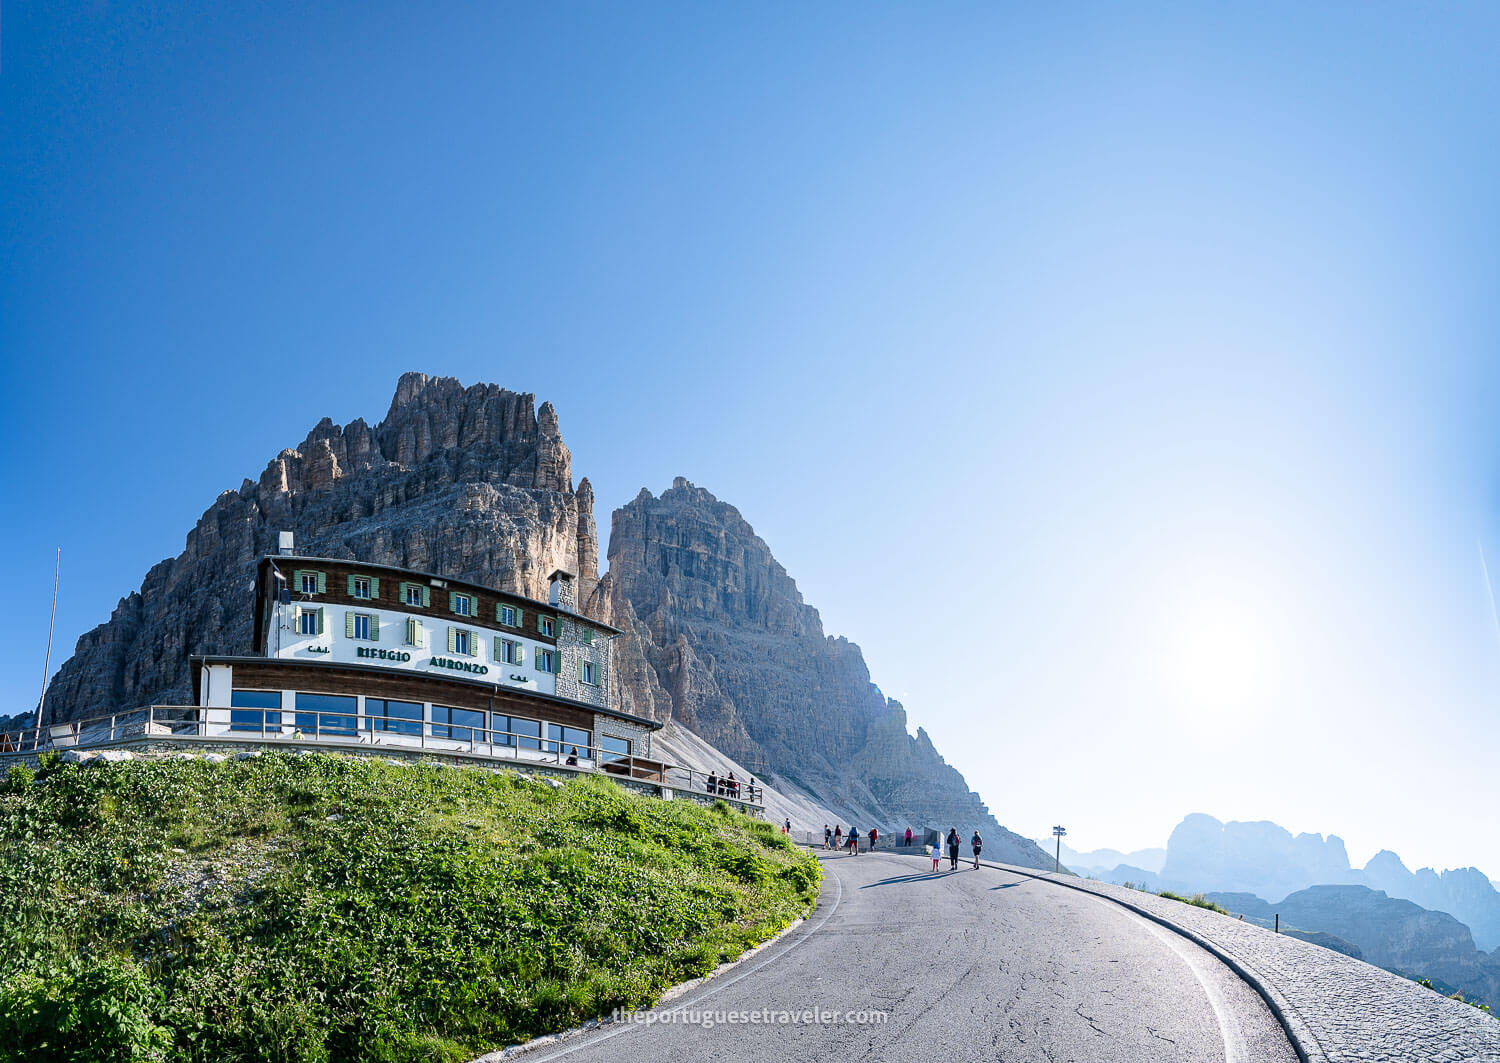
top-left (3, 764), bottom-right (34, 795)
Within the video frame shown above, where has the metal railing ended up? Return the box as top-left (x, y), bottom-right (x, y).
top-left (0, 705), bottom-right (764, 807)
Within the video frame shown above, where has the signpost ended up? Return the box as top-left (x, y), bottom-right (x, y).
top-left (1052, 825), bottom-right (1067, 873)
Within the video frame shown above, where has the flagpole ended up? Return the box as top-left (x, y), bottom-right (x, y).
top-left (36, 548), bottom-right (60, 734)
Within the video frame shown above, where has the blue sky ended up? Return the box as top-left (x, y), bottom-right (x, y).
top-left (4, 3), bottom-right (1500, 875)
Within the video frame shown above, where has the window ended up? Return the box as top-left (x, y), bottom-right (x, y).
top-left (405, 617), bottom-right (424, 647)
top-left (545, 723), bottom-right (591, 755)
top-left (295, 569), bottom-right (326, 595)
top-left (449, 627), bottom-right (475, 657)
top-left (579, 660), bottom-right (599, 686)
top-left (534, 648), bottom-right (555, 673)
top-left (296, 607), bottom-right (323, 636)
top-left (404, 582), bottom-right (426, 607)
top-left (433, 705), bottom-right (486, 742)
top-left (599, 734), bottom-right (631, 764)
top-left (451, 592), bottom-right (473, 617)
top-left (497, 604), bottom-right (519, 627)
top-left (230, 689), bottom-right (282, 733)
top-left (349, 575), bottom-right (378, 599)
top-left (293, 692), bottom-right (357, 737)
top-left (537, 615), bottom-right (555, 637)
top-left (346, 612), bottom-right (378, 641)
top-left (495, 715), bottom-right (541, 750)
top-left (365, 698), bottom-right (422, 736)
top-left (495, 637), bottom-right (524, 665)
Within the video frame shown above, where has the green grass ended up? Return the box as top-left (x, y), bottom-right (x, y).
top-left (1155, 890), bottom-right (1230, 915)
top-left (0, 752), bottom-right (821, 1063)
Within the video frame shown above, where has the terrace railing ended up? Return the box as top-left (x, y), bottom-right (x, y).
top-left (0, 706), bottom-right (763, 806)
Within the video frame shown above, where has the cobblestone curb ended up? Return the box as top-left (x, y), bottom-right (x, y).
top-left (985, 860), bottom-right (1500, 1063)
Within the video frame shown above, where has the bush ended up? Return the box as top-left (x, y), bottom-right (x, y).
top-left (3, 764), bottom-right (34, 795)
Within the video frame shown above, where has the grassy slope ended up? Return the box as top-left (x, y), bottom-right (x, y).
top-left (0, 754), bottom-right (821, 1063)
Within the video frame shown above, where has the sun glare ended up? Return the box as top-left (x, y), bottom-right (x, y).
top-left (1161, 599), bottom-right (1276, 713)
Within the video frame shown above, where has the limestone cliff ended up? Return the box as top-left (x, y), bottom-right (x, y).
top-left (590, 478), bottom-right (1052, 869)
top-left (43, 374), bottom-right (600, 722)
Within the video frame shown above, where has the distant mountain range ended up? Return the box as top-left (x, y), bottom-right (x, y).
top-left (1070, 813), bottom-right (1500, 1007)
top-left (1207, 886), bottom-right (1500, 1008)
top-left (1070, 813), bottom-right (1500, 953)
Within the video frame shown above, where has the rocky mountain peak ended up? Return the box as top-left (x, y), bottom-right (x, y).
top-left (43, 375), bottom-right (596, 722)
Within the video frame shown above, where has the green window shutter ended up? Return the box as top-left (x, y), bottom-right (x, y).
top-left (399, 581), bottom-right (408, 603)
top-left (345, 612), bottom-right (356, 638)
top-left (494, 636), bottom-right (502, 660)
top-left (447, 627), bottom-right (457, 653)
top-left (534, 647), bottom-right (542, 669)
top-left (577, 659), bottom-right (586, 681)
top-left (370, 615), bottom-right (380, 641)
top-left (421, 585), bottom-right (431, 608)
top-left (347, 574), bottom-right (358, 596)
top-left (316, 607), bottom-right (325, 635)
top-left (515, 609), bottom-right (523, 629)
top-left (293, 570), bottom-right (307, 590)
top-left (316, 572), bottom-right (327, 594)
top-left (407, 618), bottom-right (416, 645)
top-left (449, 591), bottom-right (459, 612)
top-left (370, 577), bottom-right (380, 599)
top-left (467, 629), bottom-right (478, 657)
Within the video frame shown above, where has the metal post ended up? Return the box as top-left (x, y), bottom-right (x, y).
top-left (1275, 914), bottom-right (1279, 934)
top-left (1052, 825), bottom-right (1067, 873)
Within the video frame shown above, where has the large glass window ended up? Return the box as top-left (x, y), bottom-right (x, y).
top-left (297, 608), bottom-right (320, 636)
top-left (405, 583), bottom-right (424, 606)
top-left (599, 734), bottom-right (631, 764)
top-left (545, 723), bottom-right (591, 755)
top-left (230, 689), bottom-right (282, 732)
top-left (492, 714), bottom-right (543, 749)
top-left (365, 698), bottom-right (423, 736)
top-left (294, 692), bottom-right (357, 737)
top-left (433, 704), bottom-right (486, 742)
top-left (352, 577), bottom-right (371, 599)
top-left (352, 614), bottom-right (372, 640)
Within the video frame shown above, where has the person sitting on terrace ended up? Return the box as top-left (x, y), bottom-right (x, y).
top-left (566, 747), bottom-right (579, 766)
top-left (706, 771), bottom-right (718, 795)
top-left (726, 772), bottom-right (738, 797)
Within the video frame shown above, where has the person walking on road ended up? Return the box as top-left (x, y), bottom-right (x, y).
top-left (834, 824), bottom-right (843, 849)
top-left (946, 827), bottom-right (960, 871)
top-left (847, 827), bottom-right (859, 855)
top-left (868, 827), bottom-right (878, 851)
top-left (930, 839), bottom-right (941, 872)
top-left (971, 830), bottom-right (984, 869)
top-left (824, 824), bottom-right (832, 850)
top-left (904, 827), bottom-right (913, 848)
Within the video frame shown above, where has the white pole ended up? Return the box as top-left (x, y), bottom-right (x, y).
top-left (37, 548), bottom-right (60, 733)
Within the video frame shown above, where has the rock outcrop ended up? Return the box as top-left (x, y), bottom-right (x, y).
top-left (590, 478), bottom-right (1052, 868)
top-left (43, 374), bottom-right (600, 722)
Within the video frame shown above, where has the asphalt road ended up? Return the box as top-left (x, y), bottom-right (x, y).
top-left (505, 849), bottom-right (1299, 1063)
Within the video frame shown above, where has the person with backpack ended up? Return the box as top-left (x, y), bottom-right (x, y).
top-left (971, 830), bottom-right (984, 869)
top-left (930, 838), bottom-right (941, 872)
top-left (847, 827), bottom-right (859, 855)
top-left (868, 827), bottom-right (878, 851)
top-left (824, 824), bottom-right (832, 850)
top-left (946, 827), bottom-right (960, 871)
top-left (904, 826), bottom-right (914, 848)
